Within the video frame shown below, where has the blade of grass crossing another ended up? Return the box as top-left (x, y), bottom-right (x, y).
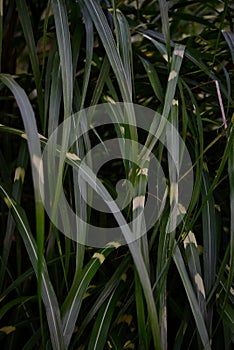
top-left (129, 241), bottom-right (162, 350)
top-left (79, 0), bottom-right (131, 102)
top-left (91, 55), bottom-right (110, 106)
top-left (183, 231), bottom-right (207, 323)
top-left (0, 185), bottom-right (65, 350)
top-left (0, 142), bottom-right (28, 289)
top-left (173, 243), bottom-right (211, 349)
top-left (87, 287), bottom-right (122, 350)
top-left (75, 255), bottom-right (131, 341)
top-left (0, 74), bottom-right (45, 345)
top-left (163, 45), bottom-right (185, 120)
top-left (79, 0), bottom-right (138, 167)
top-left (61, 247), bottom-right (116, 348)
top-left (50, 0), bottom-right (74, 260)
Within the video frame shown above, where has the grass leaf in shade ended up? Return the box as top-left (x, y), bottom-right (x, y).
top-left (216, 281), bottom-right (234, 342)
top-left (173, 243), bottom-right (211, 350)
top-left (61, 247), bottom-right (115, 348)
top-left (0, 184), bottom-right (65, 350)
top-left (139, 56), bottom-right (164, 103)
top-left (0, 141), bottom-right (28, 289)
top-left (79, 5), bottom-right (93, 110)
top-left (0, 296), bottom-right (36, 320)
top-left (91, 55), bottom-right (110, 106)
top-left (70, 3), bottom-right (82, 81)
top-left (222, 30), bottom-right (234, 64)
top-left (158, 0), bottom-right (171, 58)
top-left (79, 0), bottom-right (131, 102)
top-left (183, 231), bottom-right (207, 323)
top-left (74, 255), bottom-right (131, 341)
top-left (48, 53), bottom-right (62, 136)
top-left (116, 10), bottom-right (132, 93)
top-left (15, 0), bottom-right (43, 122)
top-left (0, 0), bottom-right (2, 71)
top-left (44, 39), bottom-right (57, 131)
top-left (140, 30), bottom-right (168, 60)
top-left (22, 328), bottom-right (43, 350)
top-left (201, 167), bottom-right (218, 332)
top-left (141, 29), bottom-right (231, 101)
top-left (228, 124), bottom-right (234, 268)
top-left (226, 122), bottom-right (234, 330)
top-left (0, 74), bottom-right (45, 343)
top-left (87, 288), bottom-right (120, 350)
top-left (163, 44), bottom-right (185, 120)
top-left (134, 270), bottom-right (149, 349)
top-left (128, 241), bottom-right (162, 350)
top-left (52, 0), bottom-right (73, 119)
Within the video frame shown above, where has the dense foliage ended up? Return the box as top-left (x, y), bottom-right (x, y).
top-left (0, 0), bottom-right (233, 349)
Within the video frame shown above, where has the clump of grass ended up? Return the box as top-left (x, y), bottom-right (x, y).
top-left (0, 0), bottom-right (233, 349)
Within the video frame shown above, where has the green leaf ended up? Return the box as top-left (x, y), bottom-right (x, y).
top-left (0, 141), bottom-right (28, 289)
top-left (183, 231), bottom-right (207, 322)
top-left (201, 169), bottom-right (218, 307)
top-left (80, 5), bottom-right (93, 109)
top-left (139, 56), bottom-right (164, 103)
top-left (61, 247), bottom-right (115, 348)
top-left (53, 0), bottom-right (73, 118)
top-left (222, 30), bottom-right (234, 63)
top-left (0, 296), bottom-right (36, 320)
top-left (0, 74), bottom-right (45, 342)
top-left (87, 288), bottom-right (120, 350)
top-left (0, 184), bottom-right (65, 350)
top-left (0, 0), bottom-right (3, 71)
top-left (15, 0), bottom-right (43, 122)
top-left (173, 243), bottom-right (211, 349)
top-left (79, 0), bottom-right (131, 102)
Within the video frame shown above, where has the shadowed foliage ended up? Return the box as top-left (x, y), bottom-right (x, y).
top-left (0, 0), bottom-right (233, 349)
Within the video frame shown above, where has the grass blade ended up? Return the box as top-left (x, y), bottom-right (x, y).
top-left (0, 184), bottom-right (65, 350)
top-left (116, 10), bottom-right (132, 93)
top-left (79, 5), bottom-right (93, 109)
top-left (201, 167), bottom-right (219, 332)
top-left (75, 255), bottom-right (131, 340)
top-left (158, 0), bottom-right (171, 58)
top-left (173, 243), bottom-right (211, 349)
top-left (163, 44), bottom-right (185, 120)
top-left (87, 288), bottom-right (120, 350)
top-left (222, 30), bottom-right (234, 64)
top-left (15, 0), bottom-right (43, 121)
top-left (0, 142), bottom-right (28, 289)
top-left (139, 55), bottom-right (164, 103)
top-left (52, 0), bottom-right (73, 118)
top-left (0, 0), bottom-right (2, 71)
top-left (48, 53), bottom-right (62, 136)
top-left (0, 74), bottom-right (45, 347)
top-left (184, 231), bottom-right (207, 323)
top-left (61, 247), bottom-right (115, 348)
top-left (79, 0), bottom-right (131, 102)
